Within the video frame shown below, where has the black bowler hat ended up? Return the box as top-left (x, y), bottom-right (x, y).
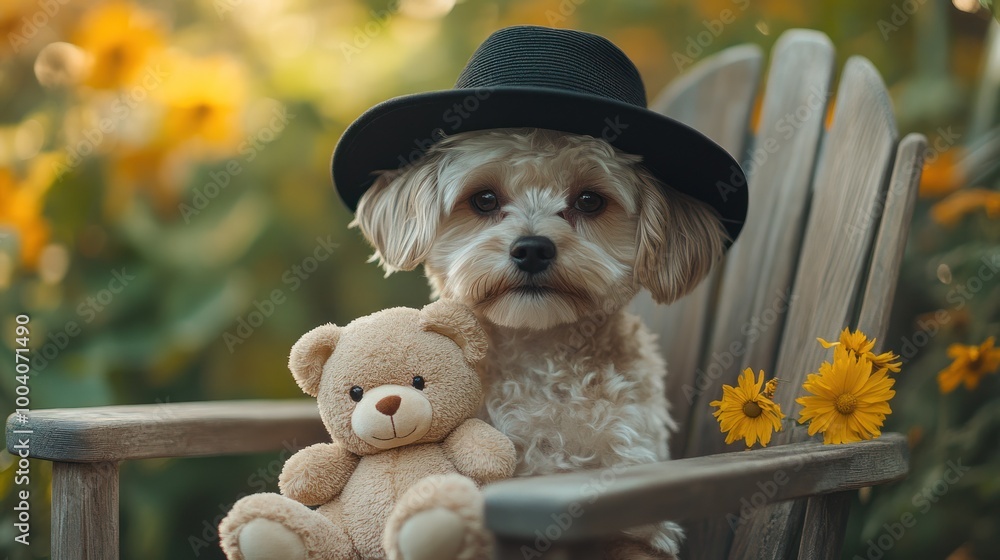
top-left (332, 25), bottom-right (748, 243)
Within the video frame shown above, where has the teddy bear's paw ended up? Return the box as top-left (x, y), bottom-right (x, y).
top-left (397, 507), bottom-right (466, 560)
top-left (386, 474), bottom-right (491, 560)
top-left (221, 493), bottom-right (357, 560)
top-left (237, 518), bottom-right (308, 560)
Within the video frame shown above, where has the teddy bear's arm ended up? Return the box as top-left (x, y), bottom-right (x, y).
top-left (278, 442), bottom-right (359, 506)
top-left (443, 418), bottom-right (517, 485)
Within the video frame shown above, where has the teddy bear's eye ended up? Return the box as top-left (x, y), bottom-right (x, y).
top-left (349, 386), bottom-right (364, 402)
top-left (412, 376), bottom-right (425, 390)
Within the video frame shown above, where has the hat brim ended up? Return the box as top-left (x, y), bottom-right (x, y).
top-left (332, 87), bottom-right (747, 242)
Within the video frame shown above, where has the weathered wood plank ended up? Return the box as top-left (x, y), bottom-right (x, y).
top-left (686, 30), bottom-right (834, 459)
top-left (797, 491), bottom-right (854, 560)
top-left (494, 538), bottom-right (603, 560)
top-left (483, 433), bottom-right (907, 543)
top-left (767, 55), bottom-right (898, 430)
top-left (5, 400), bottom-right (327, 462)
top-left (649, 44), bottom-right (764, 156)
top-left (792, 132), bottom-right (925, 560)
top-left (52, 461), bottom-right (119, 560)
top-left (856, 133), bottom-right (926, 341)
top-left (679, 30), bottom-right (834, 559)
top-left (630, 43), bottom-right (764, 460)
top-left (729, 56), bottom-right (900, 560)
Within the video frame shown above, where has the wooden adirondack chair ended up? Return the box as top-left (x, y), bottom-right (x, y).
top-left (5, 29), bottom-right (922, 560)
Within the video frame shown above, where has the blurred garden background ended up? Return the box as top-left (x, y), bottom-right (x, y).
top-left (0, 0), bottom-right (998, 558)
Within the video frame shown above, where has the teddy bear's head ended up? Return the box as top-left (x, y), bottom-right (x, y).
top-left (287, 299), bottom-right (488, 456)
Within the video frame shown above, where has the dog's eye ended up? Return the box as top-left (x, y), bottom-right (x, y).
top-left (470, 190), bottom-right (499, 214)
top-left (573, 191), bottom-right (605, 214)
top-left (412, 376), bottom-right (425, 390)
top-left (349, 386), bottom-right (364, 402)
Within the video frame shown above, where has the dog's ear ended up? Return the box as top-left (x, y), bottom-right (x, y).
top-left (350, 154), bottom-right (444, 275)
top-left (635, 173), bottom-right (729, 305)
top-left (420, 299), bottom-right (488, 365)
top-left (288, 324), bottom-right (341, 397)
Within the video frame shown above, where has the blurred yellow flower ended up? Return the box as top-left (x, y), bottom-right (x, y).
top-left (919, 149), bottom-right (965, 198)
top-left (818, 327), bottom-right (901, 374)
top-left (797, 346), bottom-right (895, 445)
top-left (710, 368), bottom-right (785, 448)
top-left (937, 337), bottom-right (1000, 394)
top-left (73, 1), bottom-right (166, 89)
top-left (0, 0), bottom-right (40, 58)
top-left (106, 146), bottom-right (173, 217)
top-left (157, 54), bottom-right (247, 153)
top-left (0, 153), bottom-right (62, 270)
top-left (930, 188), bottom-right (1000, 227)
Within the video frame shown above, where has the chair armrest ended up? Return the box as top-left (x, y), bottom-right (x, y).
top-left (484, 433), bottom-right (908, 541)
top-left (5, 400), bottom-right (328, 462)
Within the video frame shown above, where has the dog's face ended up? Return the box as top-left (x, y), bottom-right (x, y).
top-left (352, 129), bottom-right (728, 330)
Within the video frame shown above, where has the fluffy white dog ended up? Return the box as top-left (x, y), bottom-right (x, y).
top-left (351, 128), bottom-right (729, 558)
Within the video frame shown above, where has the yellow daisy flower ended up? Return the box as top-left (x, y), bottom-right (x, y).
top-left (937, 337), bottom-right (1000, 394)
top-left (710, 369), bottom-right (785, 448)
top-left (1, 0), bottom-right (44, 58)
top-left (797, 346), bottom-right (895, 444)
top-left (157, 53), bottom-right (247, 153)
top-left (0, 153), bottom-right (62, 269)
top-left (818, 327), bottom-right (901, 373)
top-left (918, 148), bottom-right (964, 199)
top-left (72, 2), bottom-right (166, 90)
top-left (762, 377), bottom-right (780, 400)
top-left (930, 188), bottom-right (1000, 227)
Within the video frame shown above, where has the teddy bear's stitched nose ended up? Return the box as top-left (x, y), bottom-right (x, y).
top-left (376, 395), bottom-right (402, 416)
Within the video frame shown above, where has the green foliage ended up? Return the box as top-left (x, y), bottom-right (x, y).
top-left (0, 1), bottom-right (997, 559)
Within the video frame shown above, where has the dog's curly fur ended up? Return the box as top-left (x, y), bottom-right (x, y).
top-left (352, 128), bottom-right (729, 557)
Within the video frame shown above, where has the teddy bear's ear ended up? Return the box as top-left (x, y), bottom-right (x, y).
top-left (420, 299), bottom-right (488, 365)
top-left (288, 324), bottom-right (341, 397)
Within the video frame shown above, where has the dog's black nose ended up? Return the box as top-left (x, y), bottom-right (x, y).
top-left (510, 236), bottom-right (556, 274)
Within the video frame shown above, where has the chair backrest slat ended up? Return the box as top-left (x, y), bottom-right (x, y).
top-left (629, 44), bottom-right (763, 459)
top-left (793, 132), bottom-right (926, 560)
top-left (729, 56), bottom-right (900, 560)
top-left (857, 133), bottom-right (926, 341)
top-left (685, 30), bottom-right (834, 461)
top-left (677, 29), bottom-right (835, 560)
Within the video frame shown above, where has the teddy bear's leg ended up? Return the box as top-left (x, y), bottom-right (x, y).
top-left (384, 474), bottom-right (491, 560)
top-left (219, 493), bottom-right (356, 560)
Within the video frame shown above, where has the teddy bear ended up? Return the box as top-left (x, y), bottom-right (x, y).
top-left (218, 299), bottom-right (517, 560)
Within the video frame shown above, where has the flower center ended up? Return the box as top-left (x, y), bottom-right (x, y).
top-left (835, 393), bottom-right (858, 415)
top-left (742, 400), bottom-right (763, 418)
top-left (968, 349), bottom-right (982, 369)
top-left (107, 44), bottom-right (127, 70)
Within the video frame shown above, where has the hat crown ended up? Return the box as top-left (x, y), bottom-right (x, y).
top-left (454, 26), bottom-right (647, 108)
